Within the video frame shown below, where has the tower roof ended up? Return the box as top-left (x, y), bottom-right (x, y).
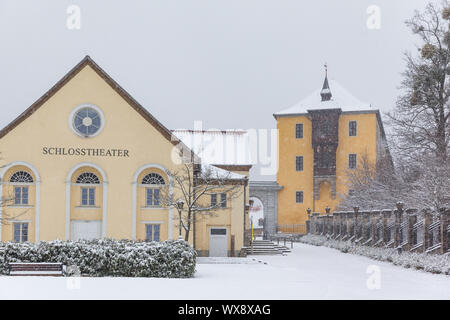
top-left (274, 79), bottom-right (373, 116)
top-left (320, 64), bottom-right (332, 101)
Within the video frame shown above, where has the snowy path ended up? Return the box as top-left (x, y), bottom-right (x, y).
top-left (0, 243), bottom-right (449, 299)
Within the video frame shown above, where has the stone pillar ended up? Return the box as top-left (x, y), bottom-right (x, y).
top-left (423, 209), bottom-right (433, 252)
top-left (440, 208), bottom-right (450, 254)
top-left (306, 208), bottom-right (312, 234)
top-left (406, 208), bottom-right (418, 251)
top-left (312, 213), bottom-right (320, 234)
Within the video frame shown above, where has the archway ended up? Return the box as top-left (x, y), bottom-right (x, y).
top-left (249, 196), bottom-right (264, 237)
top-left (66, 162), bottom-right (107, 240)
top-left (132, 164), bottom-right (173, 241)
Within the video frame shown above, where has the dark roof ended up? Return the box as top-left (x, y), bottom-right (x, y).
top-left (320, 73), bottom-right (332, 101)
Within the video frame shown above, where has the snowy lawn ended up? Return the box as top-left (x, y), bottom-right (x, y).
top-left (1, 242), bottom-right (449, 299)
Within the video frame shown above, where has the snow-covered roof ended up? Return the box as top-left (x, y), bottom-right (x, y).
top-left (200, 163), bottom-right (246, 180)
top-left (172, 129), bottom-right (252, 166)
top-left (274, 79), bottom-right (373, 116)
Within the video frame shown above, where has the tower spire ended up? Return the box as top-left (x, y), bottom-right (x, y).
top-left (320, 63), bottom-right (332, 101)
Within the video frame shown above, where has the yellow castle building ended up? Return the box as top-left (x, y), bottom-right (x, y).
top-left (274, 70), bottom-right (392, 226)
top-left (0, 56), bottom-right (250, 257)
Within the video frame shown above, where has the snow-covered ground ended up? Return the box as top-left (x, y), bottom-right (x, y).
top-left (1, 242), bottom-right (449, 299)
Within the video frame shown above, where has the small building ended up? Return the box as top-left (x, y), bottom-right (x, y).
top-left (0, 56), bottom-right (250, 257)
top-left (273, 69), bottom-right (392, 226)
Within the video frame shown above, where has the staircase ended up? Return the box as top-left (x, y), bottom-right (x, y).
top-left (244, 239), bottom-right (291, 256)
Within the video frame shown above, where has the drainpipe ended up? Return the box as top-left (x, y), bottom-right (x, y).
top-left (243, 177), bottom-right (248, 249)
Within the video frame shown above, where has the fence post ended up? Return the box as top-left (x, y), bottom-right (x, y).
top-left (440, 208), bottom-right (450, 254)
top-left (334, 212), bottom-right (340, 239)
top-left (313, 213), bottom-right (319, 234)
top-left (353, 207), bottom-right (359, 241)
top-left (381, 209), bottom-right (391, 244)
top-left (423, 209), bottom-right (433, 252)
top-left (306, 208), bottom-right (312, 234)
top-left (342, 211), bottom-right (348, 239)
top-left (394, 202), bottom-right (404, 250)
top-left (370, 210), bottom-right (379, 246)
top-left (406, 208), bottom-right (417, 251)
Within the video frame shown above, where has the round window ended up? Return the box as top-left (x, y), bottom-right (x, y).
top-left (70, 105), bottom-right (104, 137)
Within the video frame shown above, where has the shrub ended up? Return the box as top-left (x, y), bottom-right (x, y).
top-left (0, 239), bottom-right (196, 278)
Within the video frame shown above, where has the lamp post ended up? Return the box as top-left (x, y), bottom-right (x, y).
top-left (176, 199), bottom-right (184, 239)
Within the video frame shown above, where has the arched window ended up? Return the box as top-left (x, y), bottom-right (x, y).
top-left (142, 173), bottom-right (165, 207)
top-left (75, 172), bottom-right (100, 206)
top-left (10, 171), bottom-right (34, 183)
top-left (9, 171), bottom-right (33, 206)
top-left (76, 172), bottom-right (100, 184)
top-left (141, 173), bottom-right (165, 185)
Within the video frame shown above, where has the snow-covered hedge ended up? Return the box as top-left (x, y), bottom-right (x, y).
top-left (0, 239), bottom-right (197, 278)
top-left (299, 234), bottom-right (450, 275)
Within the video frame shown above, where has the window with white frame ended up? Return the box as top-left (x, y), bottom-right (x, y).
top-left (220, 193), bottom-right (227, 208)
top-left (10, 171), bottom-right (33, 183)
top-left (81, 187), bottom-right (95, 206)
top-left (211, 193), bottom-right (217, 207)
top-left (296, 191), bottom-right (304, 203)
top-left (14, 186), bottom-right (29, 205)
top-left (142, 173), bottom-right (165, 207)
top-left (348, 154), bottom-right (357, 169)
top-left (14, 222), bottom-right (28, 243)
top-left (146, 188), bottom-right (160, 206)
top-left (75, 172), bottom-right (100, 206)
top-left (76, 172), bottom-right (100, 184)
top-left (349, 121), bottom-right (357, 136)
top-left (145, 224), bottom-right (160, 242)
top-left (10, 171), bottom-right (33, 206)
top-left (295, 156), bottom-right (304, 171)
top-left (295, 123), bottom-right (304, 139)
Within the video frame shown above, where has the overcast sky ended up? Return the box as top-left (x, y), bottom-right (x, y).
top-left (0, 0), bottom-right (429, 178)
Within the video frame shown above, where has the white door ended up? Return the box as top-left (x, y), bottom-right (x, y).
top-left (71, 220), bottom-right (102, 240)
top-left (209, 227), bottom-right (228, 257)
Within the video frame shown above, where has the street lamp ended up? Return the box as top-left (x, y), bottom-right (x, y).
top-left (176, 199), bottom-right (184, 239)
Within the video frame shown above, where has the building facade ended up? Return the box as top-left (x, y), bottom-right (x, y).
top-left (0, 56), bottom-right (249, 257)
top-left (274, 72), bottom-right (392, 226)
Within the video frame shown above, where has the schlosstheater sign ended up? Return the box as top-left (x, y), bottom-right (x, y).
top-left (42, 147), bottom-right (130, 157)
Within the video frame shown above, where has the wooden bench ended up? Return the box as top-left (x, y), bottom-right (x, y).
top-left (9, 263), bottom-right (65, 276)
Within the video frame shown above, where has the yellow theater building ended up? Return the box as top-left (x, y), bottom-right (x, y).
top-left (0, 56), bottom-right (250, 257)
top-left (274, 71), bottom-right (392, 226)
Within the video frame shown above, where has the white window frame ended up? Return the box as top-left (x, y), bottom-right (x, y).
top-left (80, 187), bottom-right (96, 206)
top-left (69, 104), bottom-right (105, 138)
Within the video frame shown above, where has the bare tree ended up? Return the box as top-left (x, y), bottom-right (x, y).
top-left (0, 162), bottom-right (29, 225)
top-left (337, 153), bottom-right (404, 211)
top-left (387, 1), bottom-right (450, 162)
top-left (159, 160), bottom-right (245, 242)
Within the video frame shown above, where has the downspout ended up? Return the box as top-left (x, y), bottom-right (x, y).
top-left (243, 177), bottom-right (248, 247)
